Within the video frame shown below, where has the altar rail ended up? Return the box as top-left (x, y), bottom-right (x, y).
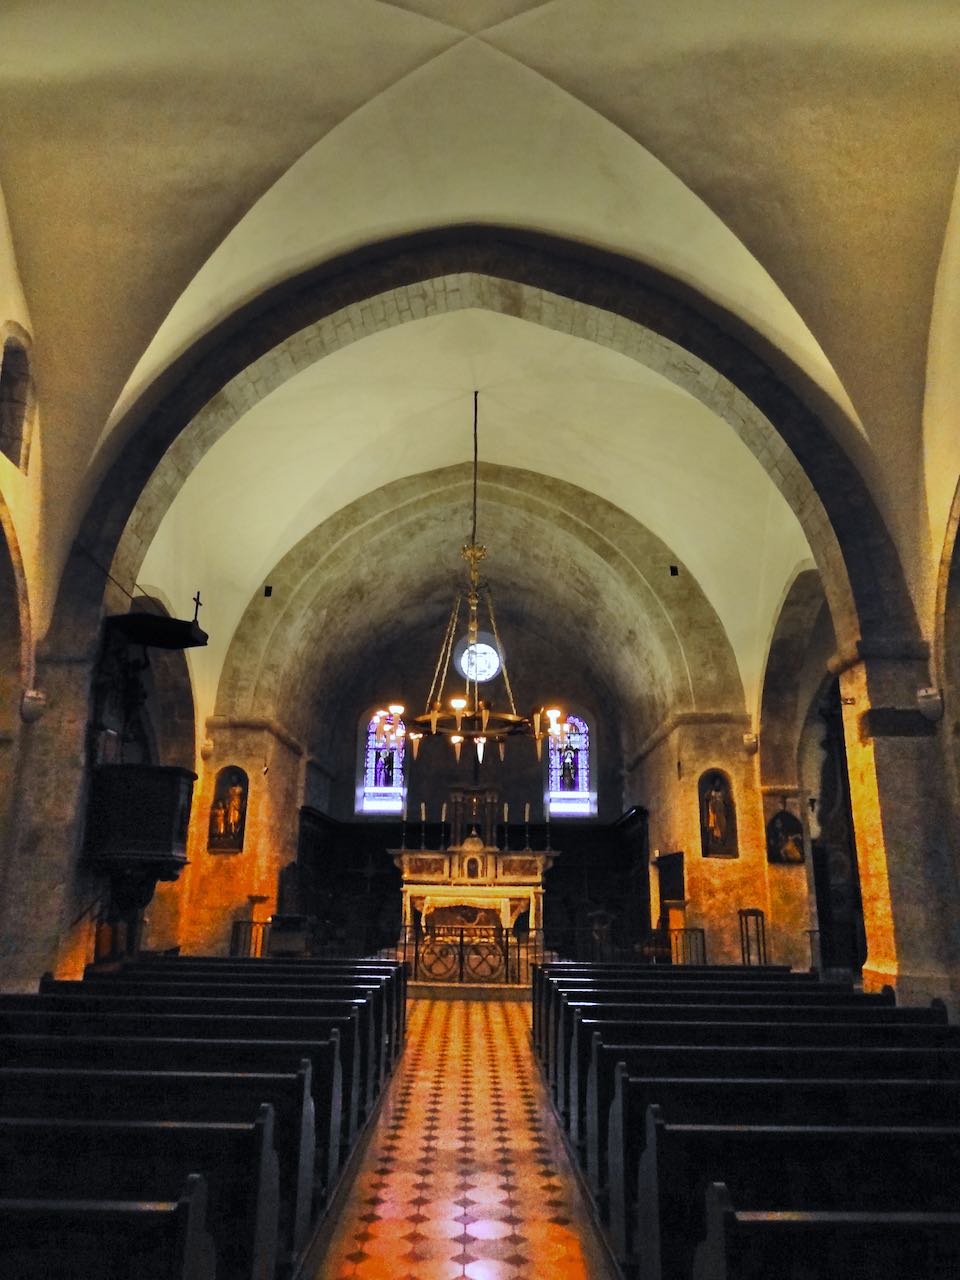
top-left (226, 919), bottom-right (709, 973)
top-left (400, 927), bottom-right (546, 985)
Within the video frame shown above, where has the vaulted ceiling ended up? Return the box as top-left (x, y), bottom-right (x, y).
top-left (0, 0), bottom-right (957, 743)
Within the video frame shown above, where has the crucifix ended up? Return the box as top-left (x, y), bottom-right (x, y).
top-left (192, 590), bottom-right (203, 623)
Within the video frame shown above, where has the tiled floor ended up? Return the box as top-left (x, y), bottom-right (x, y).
top-left (315, 999), bottom-right (618, 1280)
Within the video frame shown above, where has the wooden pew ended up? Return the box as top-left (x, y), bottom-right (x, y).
top-left (691, 1182), bottom-right (960, 1280)
top-left (532, 963), bottom-right (822, 1056)
top-left (638, 1108), bottom-right (960, 1280)
top-left (566, 1007), bottom-right (956, 1151)
top-left (116, 958), bottom-right (408, 1055)
top-left (69, 970), bottom-right (398, 1076)
top-left (585, 1038), bottom-right (960, 1208)
top-left (0, 1172), bottom-right (217, 1280)
top-left (607, 1069), bottom-right (960, 1263)
top-left (547, 986), bottom-right (912, 1109)
top-left (565, 1003), bottom-right (948, 1147)
top-left (0, 1033), bottom-right (343, 1197)
top-left (543, 982), bottom-right (895, 1090)
top-left (29, 983), bottom-right (390, 1102)
top-left (0, 1107), bottom-right (279, 1280)
top-left (0, 1063), bottom-right (315, 1262)
top-left (0, 1005), bottom-right (365, 1143)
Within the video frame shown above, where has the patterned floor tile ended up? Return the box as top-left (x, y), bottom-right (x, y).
top-left (313, 999), bottom-right (617, 1279)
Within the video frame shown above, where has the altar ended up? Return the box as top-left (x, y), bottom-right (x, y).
top-left (391, 787), bottom-right (556, 936)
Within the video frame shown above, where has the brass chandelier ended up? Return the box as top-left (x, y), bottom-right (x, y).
top-left (390, 392), bottom-right (566, 766)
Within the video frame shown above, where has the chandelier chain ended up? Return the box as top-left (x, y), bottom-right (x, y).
top-left (426, 594), bottom-right (462, 711)
top-left (471, 389), bottom-right (479, 548)
top-left (485, 586), bottom-right (518, 716)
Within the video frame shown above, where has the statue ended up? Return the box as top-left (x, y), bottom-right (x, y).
top-left (699, 770), bottom-right (738, 858)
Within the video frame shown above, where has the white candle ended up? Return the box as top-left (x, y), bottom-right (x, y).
top-left (420, 802), bottom-right (426, 822)
top-left (503, 802), bottom-right (509, 823)
top-left (402, 801), bottom-right (407, 821)
top-left (524, 802), bottom-right (530, 823)
top-left (441, 803), bottom-right (447, 823)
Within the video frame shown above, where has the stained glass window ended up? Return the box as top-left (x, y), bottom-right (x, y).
top-left (358, 710), bottom-right (406, 814)
top-left (547, 714), bottom-right (596, 816)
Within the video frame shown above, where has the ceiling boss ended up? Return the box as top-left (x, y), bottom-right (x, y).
top-left (391, 392), bottom-right (566, 768)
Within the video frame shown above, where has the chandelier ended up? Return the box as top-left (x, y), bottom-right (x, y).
top-left (387, 392), bottom-right (566, 766)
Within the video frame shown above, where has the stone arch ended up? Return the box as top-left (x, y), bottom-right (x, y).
top-left (0, 322), bottom-right (35, 471)
top-left (211, 465), bottom-right (744, 763)
top-left (53, 230), bottom-right (917, 670)
top-left (0, 499), bottom-right (30, 871)
top-left (758, 568), bottom-right (832, 792)
top-left (935, 472), bottom-right (960, 810)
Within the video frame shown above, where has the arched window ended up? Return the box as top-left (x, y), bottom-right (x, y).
top-left (547, 714), bottom-right (596, 816)
top-left (357, 708), bottom-right (406, 814)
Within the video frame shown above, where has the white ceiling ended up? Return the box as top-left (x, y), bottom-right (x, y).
top-left (0, 0), bottom-right (957, 723)
top-left (140, 308), bottom-right (812, 723)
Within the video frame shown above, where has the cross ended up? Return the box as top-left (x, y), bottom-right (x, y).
top-left (193, 590), bottom-right (203, 622)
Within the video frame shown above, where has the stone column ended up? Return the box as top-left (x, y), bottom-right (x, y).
top-left (0, 651), bottom-right (100, 988)
top-left (836, 647), bottom-right (960, 1004)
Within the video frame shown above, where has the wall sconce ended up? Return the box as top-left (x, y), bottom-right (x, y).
top-left (20, 688), bottom-right (48, 723)
top-left (917, 687), bottom-right (943, 723)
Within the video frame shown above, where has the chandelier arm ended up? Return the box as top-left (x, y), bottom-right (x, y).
top-left (425, 595), bottom-right (462, 711)
top-left (485, 586), bottom-right (519, 716)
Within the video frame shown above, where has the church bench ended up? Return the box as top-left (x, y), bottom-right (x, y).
top-left (607, 1069), bottom-right (960, 1263)
top-left (116, 958), bottom-right (408, 1049)
top-left (543, 980), bottom-right (900, 1072)
top-left (545, 987), bottom-right (907, 1104)
top-left (0, 1063), bottom-right (315, 1263)
top-left (0, 1004), bottom-right (366, 1143)
top-left (565, 1008), bottom-right (957, 1151)
top-left (33, 981), bottom-right (392, 1096)
top-left (586, 1038), bottom-right (960, 1211)
top-left (637, 1109), bottom-right (960, 1280)
top-left (0, 1033), bottom-right (343, 1197)
top-left (532, 964), bottom-right (822, 1054)
top-left (0, 1172), bottom-right (217, 1280)
top-left (565, 1003), bottom-right (947, 1142)
top-left (691, 1182), bottom-right (960, 1280)
top-left (0, 1107), bottom-right (279, 1280)
top-left (80, 964), bottom-right (404, 1068)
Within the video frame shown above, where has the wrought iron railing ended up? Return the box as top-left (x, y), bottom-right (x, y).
top-left (398, 926), bottom-right (545, 984)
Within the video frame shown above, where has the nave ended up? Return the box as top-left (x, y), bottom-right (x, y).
top-left (317, 998), bottom-right (616, 1280)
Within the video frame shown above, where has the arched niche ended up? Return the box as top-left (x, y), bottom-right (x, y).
top-left (698, 769), bottom-right (738, 859)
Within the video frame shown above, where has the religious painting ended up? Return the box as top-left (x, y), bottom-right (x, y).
top-left (766, 802), bottom-right (806, 864)
top-left (208, 765), bottom-right (248, 852)
top-left (699, 769), bottom-right (738, 858)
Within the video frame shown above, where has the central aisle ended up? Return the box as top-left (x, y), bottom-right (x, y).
top-left (316, 998), bottom-right (618, 1280)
